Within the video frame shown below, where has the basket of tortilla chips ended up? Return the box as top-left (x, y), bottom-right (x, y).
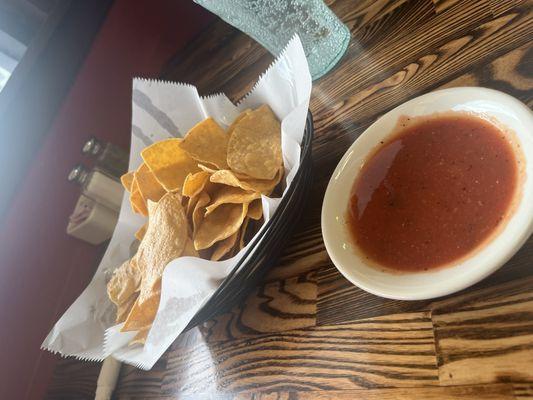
top-left (111, 106), bottom-right (313, 341)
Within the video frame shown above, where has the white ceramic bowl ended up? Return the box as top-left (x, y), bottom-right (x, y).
top-left (321, 87), bottom-right (533, 300)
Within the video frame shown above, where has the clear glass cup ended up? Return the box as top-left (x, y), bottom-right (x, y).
top-left (195, 0), bottom-right (350, 80)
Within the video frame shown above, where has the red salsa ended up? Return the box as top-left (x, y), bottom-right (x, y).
top-left (348, 113), bottom-right (518, 272)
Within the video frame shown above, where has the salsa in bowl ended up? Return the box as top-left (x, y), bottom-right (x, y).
top-left (322, 87), bottom-right (533, 300)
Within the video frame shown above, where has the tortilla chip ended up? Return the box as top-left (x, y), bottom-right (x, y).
top-left (211, 231), bottom-right (239, 261)
top-left (194, 202), bottom-right (248, 250)
top-left (205, 186), bottom-right (260, 216)
top-left (137, 193), bottom-right (188, 298)
top-left (227, 109), bottom-right (251, 136)
top-left (121, 288), bottom-right (160, 332)
top-left (107, 260), bottom-right (142, 306)
top-left (179, 117), bottom-right (229, 169)
top-left (186, 194), bottom-right (199, 222)
top-left (116, 291), bottom-right (138, 324)
top-left (227, 105), bottom-right (282, 179)
top-left (182, 171), bottom-right (211, 198)
top-left (141, 138), bottom-right (200, 192)
top-left (122, 193), bottom-right (188, 332)
top-left (247, 199), bottom-right (263, 220)
top-left (129, 177), bottom-right (148, 216)
top-left (121, 172), bottom-right (134, 192)
top-left (135, 163), bottom-right (166, 203)
top-left (209, 169), bottom-right (279, 194)
top-left (197, 163), bottom-right (218, 174)
top-left (131, 201), bottom-right (141, 215)
top-left (135, 223), bottom-right (147, 241)
top-left (130, 189), bottom-right (148, 216)
top-left (131, 175), bottom-right (139, 192)
top-left (183, 237), bottom-right (199, 257)
top-left (200, 162), bottom-right (247, 179)
top-left (192, 191), bottom-right (210, 236)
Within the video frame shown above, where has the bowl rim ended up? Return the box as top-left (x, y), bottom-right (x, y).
top-left (321, 87), bottom-right (533, 300)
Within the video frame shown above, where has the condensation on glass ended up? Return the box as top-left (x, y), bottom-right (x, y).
top-left (195, 0), bottom-right (350, 79)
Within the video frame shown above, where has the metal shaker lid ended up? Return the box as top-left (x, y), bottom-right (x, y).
top-left (82, 137), bottom-right (103, 156)
top-left (68, 164), bottom-right (90, 185)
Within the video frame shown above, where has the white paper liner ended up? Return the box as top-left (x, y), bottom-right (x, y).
top-left (42, 35), bottom-right (312, 369)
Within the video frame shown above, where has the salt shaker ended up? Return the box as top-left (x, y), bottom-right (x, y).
top-left (82, 137), bottom-right (129, 179)
top-left (68, 164), bottom-right (123, 211)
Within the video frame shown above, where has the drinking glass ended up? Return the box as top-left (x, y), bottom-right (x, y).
top-left (194, 0), bottom-right (350, 80)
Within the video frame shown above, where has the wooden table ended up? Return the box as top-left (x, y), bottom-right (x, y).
top-left (46, 0), bottom-right (533, 399)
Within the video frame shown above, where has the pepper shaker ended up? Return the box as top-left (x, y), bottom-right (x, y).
top-left (82, 137), bottom-right (129, 179)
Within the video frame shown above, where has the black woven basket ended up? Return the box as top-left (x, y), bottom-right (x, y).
top-left (185, 112), bottom-right (314, 329)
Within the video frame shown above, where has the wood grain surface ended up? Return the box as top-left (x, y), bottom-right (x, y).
top-left (163, 312), bottom-right (437, 394)
top-left (199, 270), bottom-right (317, 343)
top-left (227, 384), bottom-right (517, 399)
top-left (433, 277), bottom-right (533, 386)
top-left (45, 0), bottom-right (533, 398)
